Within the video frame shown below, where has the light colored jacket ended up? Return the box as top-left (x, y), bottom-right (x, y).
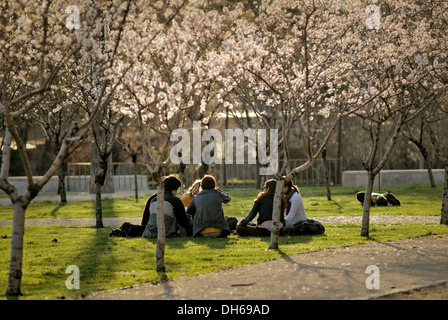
top-left (142, 200), bottom-right (177, 238)
top-left (285, 192), bottom-right (307, 227)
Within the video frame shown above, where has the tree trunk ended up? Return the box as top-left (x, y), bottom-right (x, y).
top-left (132, 155), bottom-right (138, 203)
top-left (102, 156), bottom-right (115, 193)
top-left (155, 178), bottom-right (165, 272)
top-left (57, 159), bottom-right (68, 203)
top-left (93, 156), bottom-right (109, 228)
top-left (6, 200), bottom-right (28, 296)
top-left (361, 172), bottom-right (375, 237)
top-left (95, 180), bottom-right (104, 228)
top-left (269, 179), bottom-right (285, 250)
top-left (423, 154), bottom-right (436, 188)
top-left (441, 164), bottom-right (448, 225)
top-left (322, 149), bottom-right (332, 201)
top-left (90, 144), bottom-right (114, 194)
top-left (178, 162), bottom-right (186, 194)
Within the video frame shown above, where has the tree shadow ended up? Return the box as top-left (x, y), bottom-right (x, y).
top-left (244, 233), bottom-right (320, 248)
top-left (143, 235), bottom-right (234, 250)
top-left (64, 227), bottom-right (119, 298)
top-left (50, 202), bottom-right (67, 218)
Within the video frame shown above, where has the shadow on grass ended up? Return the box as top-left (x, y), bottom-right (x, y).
top-left (50, 202), bottom-right (67, 218)
top-left (66, 226), bottom-right (119, 298)
top-left (142, 235), bottom-right (235, 250)
top-left (142, 231), bottom-right (323, 251)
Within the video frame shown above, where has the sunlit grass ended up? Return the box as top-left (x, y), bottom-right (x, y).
top-left (0, 184), bottom-right (446, 299)
top-left (0, 184), bottom-right (443, 220)
top-left (1, 222), bottom-right (448, 300)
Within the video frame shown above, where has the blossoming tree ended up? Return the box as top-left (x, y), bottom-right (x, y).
top-left (0, 0), bottom-right (134, 296)
top-left (217, 0), bottom-right (382, 248)
top-left (120, 2), bottom-right (234, 271)
top-left (349, 0), bottom-right (448, 236)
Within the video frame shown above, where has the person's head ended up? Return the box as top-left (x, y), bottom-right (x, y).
top-left (188, 180), bottom-right (202, 196)
top-left (164, 175), bottom-right (182, 194)
top-left (262, 179), bottom-right (277, 196)
top-left (201, 175), bottom-right (216, 190)
top-left (282, 180), bottom-right (300, 195)
top-left (256, 179), bottom-right (277, 201)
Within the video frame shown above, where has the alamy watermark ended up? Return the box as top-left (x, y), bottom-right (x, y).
top-left (170, 121), bottom-right (278, 176)
top-left (65, 5), bottom-right (80, 30)
top-left (66, 265), bottom-right (80, 290)
top-left (365, 265), bottom-right (380, 290)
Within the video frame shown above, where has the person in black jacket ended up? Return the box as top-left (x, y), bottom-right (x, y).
top-left (142, 175), bottom-right (193, 238)
top-left (141, 192), bottom-right (157, 227)
top-left (236, 179), bottom-right (285, 237)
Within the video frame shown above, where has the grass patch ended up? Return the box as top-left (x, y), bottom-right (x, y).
top-left (0, 184), bottom-right (444, 220)
top-left (0, 184), bottom-right (446, 299)
top-left (1, 223), bottom-right (447, 300)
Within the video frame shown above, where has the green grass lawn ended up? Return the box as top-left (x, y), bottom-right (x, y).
top-left (0, 184), bottom-right (447, 300)
top-left (0, 184), bottom-right (443, 220)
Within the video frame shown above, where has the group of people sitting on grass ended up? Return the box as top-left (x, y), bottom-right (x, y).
top-left (110, 174), bottom-right (323, 238)
top-left (141, 174), bottom-right (235, 238)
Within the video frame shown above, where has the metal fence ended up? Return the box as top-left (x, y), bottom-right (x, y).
top-left (66, 162), bottom-right (151, 192)
top-left (67, 158), bottom-right (342, 192)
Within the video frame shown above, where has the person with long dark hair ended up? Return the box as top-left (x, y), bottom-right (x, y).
top-left (283, 180), bottom-right (307, 229)
top-left (236, 179), bottom-right (285, 237)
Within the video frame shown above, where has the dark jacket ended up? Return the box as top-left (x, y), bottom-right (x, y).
top-left (240, 195), bottom-right (285, 226)
top-left (142, 191), bottom-right (192, 238)
top-left (141, 193), bottom-right (157, 227)
top-left (187, 189), bottom-right (231, 237)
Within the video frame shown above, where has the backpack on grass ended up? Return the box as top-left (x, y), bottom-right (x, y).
top-left (285, 219), bottom-right (325, 236)
top-left (109, 222), bottom-right (145, 237)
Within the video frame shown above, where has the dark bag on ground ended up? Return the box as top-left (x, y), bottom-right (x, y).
top-left (285, 219), bottom-right (325, 236)
top-left (226, 217), bottom-right (238, 231)
top-left (109, 222), bottom-right (145, 237)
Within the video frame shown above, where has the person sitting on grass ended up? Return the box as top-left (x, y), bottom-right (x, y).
top-left (142, 175), bottom-right (193, 239)
top-left (180, 179), bottom-right (201, 210)
top-left (237, 179), bottom-right (286, 237)
top-left (283, 180), bottom-right (308, 230)
top-left (187, 175), bottom-right (232, 238)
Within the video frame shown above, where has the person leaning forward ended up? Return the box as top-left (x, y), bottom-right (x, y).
top-left (142, 175), bottom-right (193, 239)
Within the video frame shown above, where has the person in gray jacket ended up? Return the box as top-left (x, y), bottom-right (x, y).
top-left (142, 175), bottom-right (193, 239)
top-left (187, 175), bottom-right (231, 237)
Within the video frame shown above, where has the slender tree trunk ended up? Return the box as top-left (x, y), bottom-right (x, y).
top-left (178, 162), bottom-right (186, 194)
top-left (441, 163), bottom-right (448, 225)
top-left (6, 200), bottom-right (28, 296)
top-left (93, 157), bottom-right (109, 228)
top-left (423, 155), bottom-right (436, 188)
top-left (361, 171), bottom-right (375, 237)
top-left (322, 149), bottom-right (332, 201)
top-left (155, 177), bottom-right (165, 272)
top-left (132, 155), bottom-right (138, 203)
top-left (269, 179), bottom-right (285, 250)
top-left (95, 180), bottom-right (104, 228)
top-left (57, 159), bottom-right (68, 203)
